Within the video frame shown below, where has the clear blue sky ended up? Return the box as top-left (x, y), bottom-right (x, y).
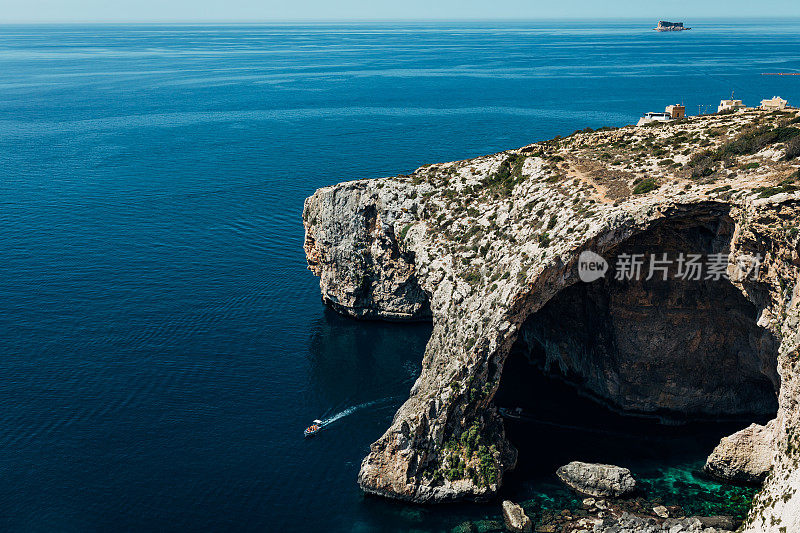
top-left (4, 0), bottom-right (800, 23)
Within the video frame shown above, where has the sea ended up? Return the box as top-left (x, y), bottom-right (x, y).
top-left (0, 19), bottom-right (797, 532)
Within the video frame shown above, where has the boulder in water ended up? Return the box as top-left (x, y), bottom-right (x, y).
top-left (556, 461), bottom-right (636, 498)
top-left (703, 422), bottom-right (774, 484)
top-left (501, 500), bottom-right (532, 533)
top-left (652, 505), bottom-right (669, 518)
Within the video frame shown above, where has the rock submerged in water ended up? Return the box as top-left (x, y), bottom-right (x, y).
top-left (652, 505), bottom-right (669, 518)
top-left (535, 497), bottom-right (738, 533)
top-left (556, 461), bottom-right (637, 498)
top-left (697, 516), bottom-right (740, 530)
top-left (501, 500), bottom-right (532, 533)
top-left (451, 519), bottom-right (504, 533)
top-left (590, 512), bottom-right (736, 532)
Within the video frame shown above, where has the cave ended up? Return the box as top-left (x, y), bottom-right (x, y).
top-left (494, 210), bottom-right (780, 482)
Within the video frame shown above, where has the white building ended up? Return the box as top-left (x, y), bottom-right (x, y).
top-left (636, 104), bottom-right (687, 127)
top-left (718, 99), bottom-right (746, 113)
top-left (636, 112), bottom-right (673, 127)
top-left (760, 96), bottom-right (788, 111)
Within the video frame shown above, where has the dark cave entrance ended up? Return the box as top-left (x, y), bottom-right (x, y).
top-left (494, 210), bottom-right (780, 484)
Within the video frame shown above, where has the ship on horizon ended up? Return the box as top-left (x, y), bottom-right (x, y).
top-left (654, 21), bottom-right (692, 32)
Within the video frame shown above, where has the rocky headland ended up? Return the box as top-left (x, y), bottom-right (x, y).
top-left (303, 109), bottom-right (800, 532)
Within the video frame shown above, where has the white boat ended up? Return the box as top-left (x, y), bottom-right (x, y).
top-left (304, 419), bottom-right (324, 437)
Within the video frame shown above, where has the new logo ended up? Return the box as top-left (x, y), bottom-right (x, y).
top-left (578, 251), bottom-right (609, 283)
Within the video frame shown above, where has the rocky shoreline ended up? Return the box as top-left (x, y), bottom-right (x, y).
top-left (451, 459), bottom-right (751, 533)
top-left (304, 109), bottom-right (800, 531)
top-left (454, 499), bottom-right (741, 533)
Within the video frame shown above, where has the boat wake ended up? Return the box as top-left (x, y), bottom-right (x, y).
top-left (320, 396), bottom-right (398, 427)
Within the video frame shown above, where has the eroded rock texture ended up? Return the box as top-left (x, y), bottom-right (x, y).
top-left (303, 110), bottom-right (800, 531)
top-left (556, 461), bottom-right (637, 498)
top-left (501, 500), bottom-right (533, 533)
top-left (304, 182), bottom-right (431, 320)
top-left (517, 213), bottom-right (779, 418)
top-left (704, 421), bottom-right (775, 484)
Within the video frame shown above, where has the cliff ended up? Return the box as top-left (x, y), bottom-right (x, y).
top-left (303, 110), bottom-right (800, 532)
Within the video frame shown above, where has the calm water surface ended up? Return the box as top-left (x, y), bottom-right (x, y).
top-left (0, 20), bottom-right (797, 532)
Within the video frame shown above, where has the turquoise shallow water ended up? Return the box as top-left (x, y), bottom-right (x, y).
top-left (0, 20), bottom-right (796, 532)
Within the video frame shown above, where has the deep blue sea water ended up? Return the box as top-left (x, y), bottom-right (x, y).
top-left (0, 20), bottom-right (798, 532)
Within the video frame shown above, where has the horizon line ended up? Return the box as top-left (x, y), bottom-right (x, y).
top-left (2, 16), bottom-right (800, 25)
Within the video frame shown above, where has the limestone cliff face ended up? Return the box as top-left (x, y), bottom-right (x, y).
top-left (303, 181), bottom-right (430, 320)
top-left (303, 110), bottom-right (800, 530)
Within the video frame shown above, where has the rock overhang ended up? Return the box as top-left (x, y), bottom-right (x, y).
top-left (303, 109), bottom-right (800, 531)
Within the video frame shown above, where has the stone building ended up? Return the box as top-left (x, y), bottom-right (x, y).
top-left (718, 99), bottom-right (746, 113)
top-left (760, 96), bottom-right (788, 111)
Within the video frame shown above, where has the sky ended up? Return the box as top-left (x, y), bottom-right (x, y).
top-left (3, 0), bottom-right (800, 23)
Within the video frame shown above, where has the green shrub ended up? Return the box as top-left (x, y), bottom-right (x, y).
top-left (461, 423), bottom-right (480, 456)
top-left (462, 270), bottom-right (482, 285)
top-left (687, 149), bottom-right (718, 178)
top-left (633, 178), bottom-right (659, 194)
top-left (538, 232), bottom-right (551, 247)
top-left (754, 179), bottom-right (798, 198)
top-left (398, 223), bottom-right (413, 240)
top-left (722, 126), bottom-right (800, 157)
top-left (459, 225), bottom-right (483, 243)
top-left (784, 136), bottom-right (800, 160)
top-left (687, 125), bottom-right (800, 177)
top-left (477, 446), bottom-right (497, 486)
top-left (483, 153), bottom-right (527, 197)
